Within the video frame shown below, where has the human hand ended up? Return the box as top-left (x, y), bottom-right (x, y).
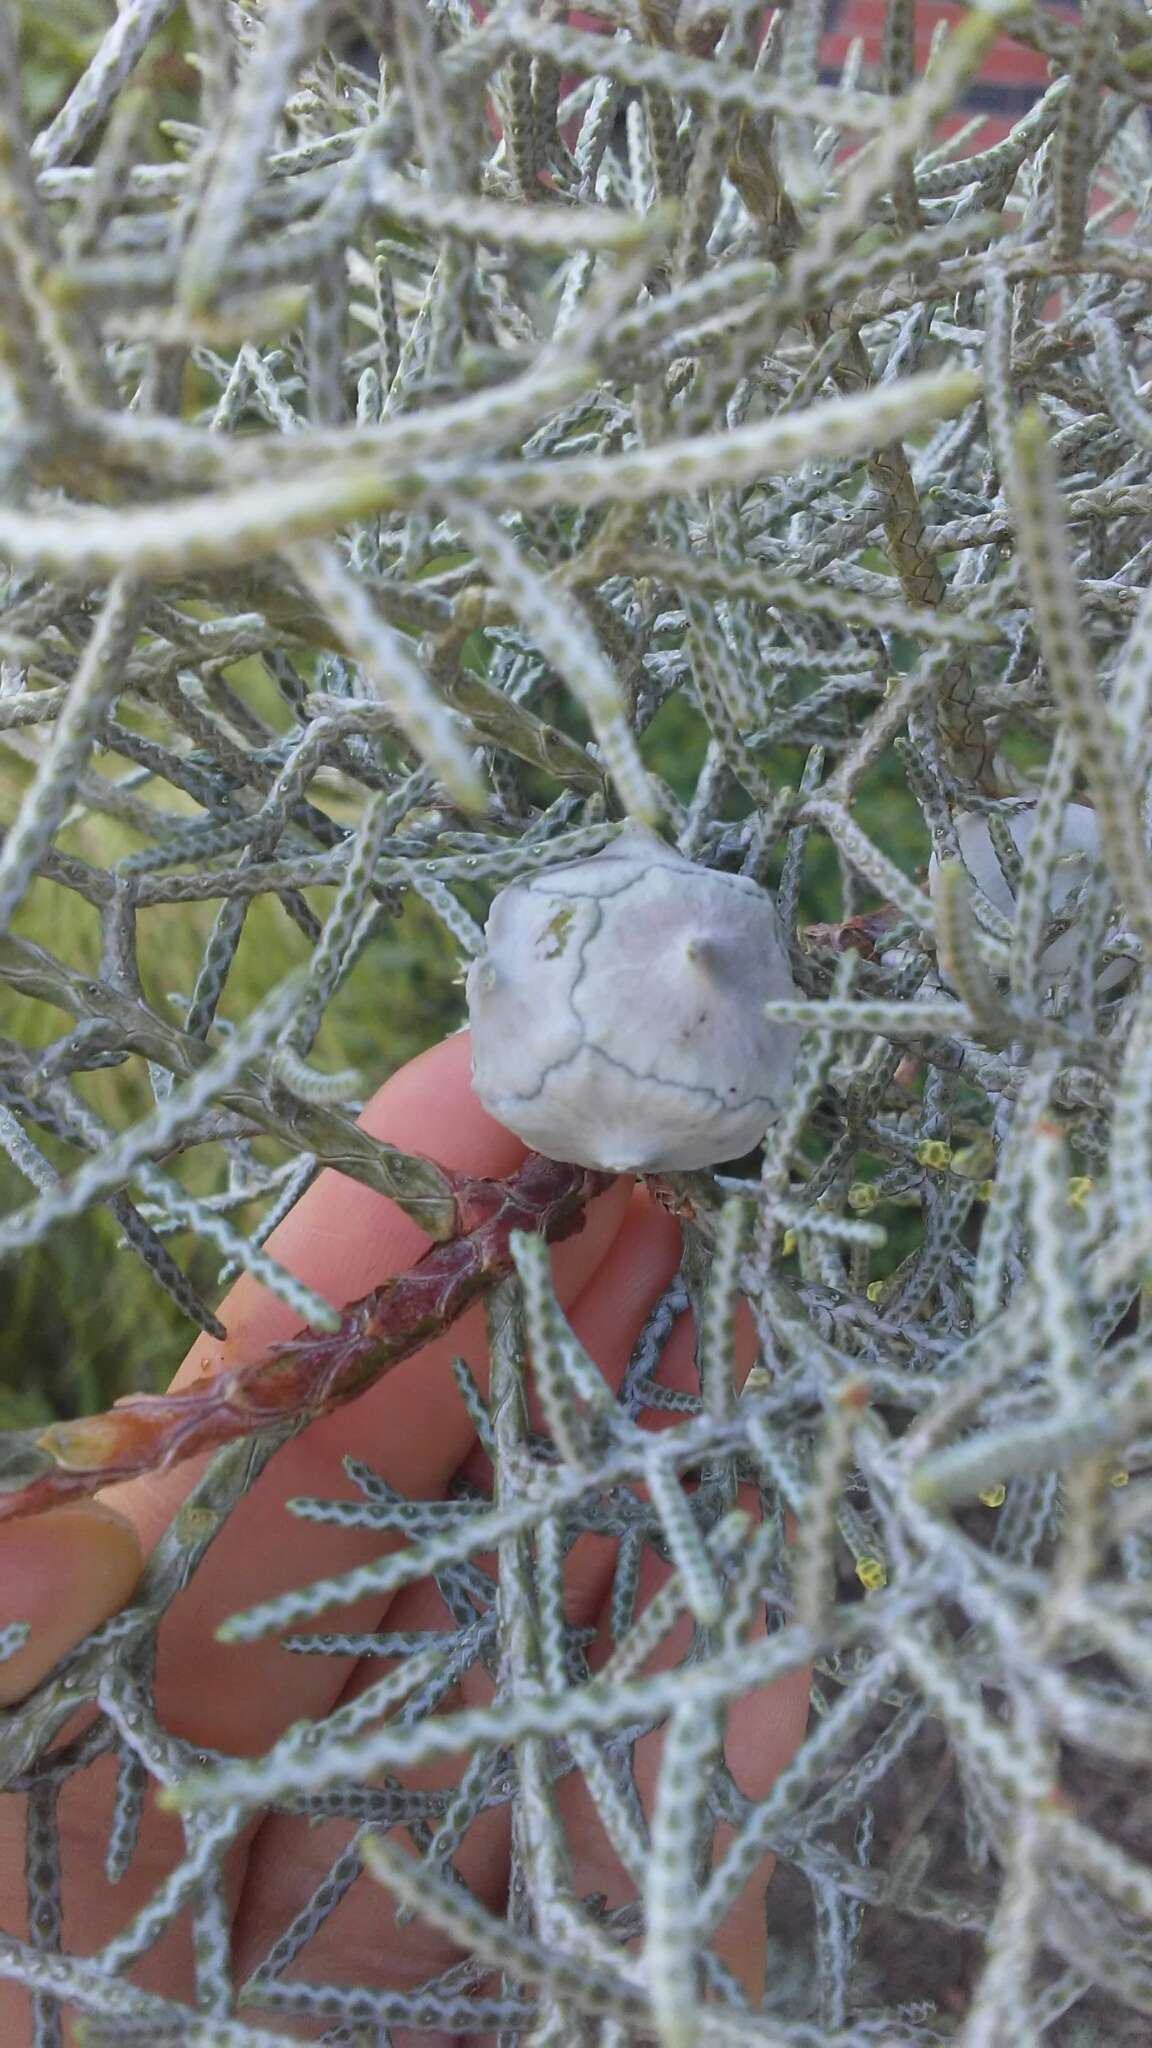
top-left (0, 1032), bottom-right (809, 2045)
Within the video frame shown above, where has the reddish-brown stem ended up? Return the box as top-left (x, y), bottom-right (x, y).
top-left (0, 1154), bottom-right (611, 1523)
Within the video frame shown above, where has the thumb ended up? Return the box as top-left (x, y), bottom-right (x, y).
top-left (0, 1504), bottom-right (142, 1706)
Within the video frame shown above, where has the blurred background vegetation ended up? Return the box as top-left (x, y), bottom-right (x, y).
top-left (2, 1), bottom-right (931, 1424)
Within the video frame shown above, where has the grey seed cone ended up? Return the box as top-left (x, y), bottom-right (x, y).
top-left (466, 829), bottom-right (802, 1171)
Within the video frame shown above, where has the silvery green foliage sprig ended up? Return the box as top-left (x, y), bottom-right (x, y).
top-left (3, 0), bottom-right (1152, 2039)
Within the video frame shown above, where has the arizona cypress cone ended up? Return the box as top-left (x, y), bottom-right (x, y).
top-left (466, 830), bottom-right (802, 1171)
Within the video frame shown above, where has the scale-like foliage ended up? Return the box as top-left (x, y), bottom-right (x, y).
top-left (1, 0), bottom-right (1152, 2040)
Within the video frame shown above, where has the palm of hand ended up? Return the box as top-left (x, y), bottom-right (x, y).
top-left (0, 1034), bottom-right (808, 2045)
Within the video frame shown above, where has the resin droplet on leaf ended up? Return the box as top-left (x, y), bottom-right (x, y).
top-left (466, 830), bottom-right (802, 1171)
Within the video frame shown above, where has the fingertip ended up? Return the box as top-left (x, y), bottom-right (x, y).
top-left (172, 1029), bottom-right (527, 1388)
top-left (357, 1030), bottom-right (521, 1167)
top-left (0, 1504), bottom-right (142, 1706)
